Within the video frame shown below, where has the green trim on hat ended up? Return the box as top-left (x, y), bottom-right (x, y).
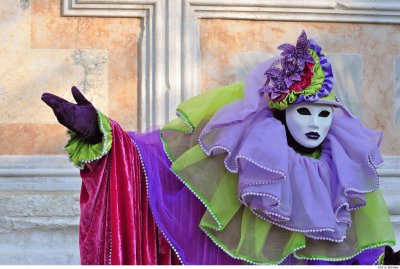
top-left (269, 49), bottom-right (331, 110)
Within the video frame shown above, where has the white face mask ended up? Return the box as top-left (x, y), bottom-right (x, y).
top-left (285, 103), bottom-right (334, 149)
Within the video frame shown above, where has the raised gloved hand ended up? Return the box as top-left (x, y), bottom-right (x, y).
top-left (41, 86), bottom-right (102, 144)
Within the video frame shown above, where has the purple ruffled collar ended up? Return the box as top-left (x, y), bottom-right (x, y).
top-left (197, 56), bottom-right (383, 242)
top-left (199, 108), bottom-right (383, 242)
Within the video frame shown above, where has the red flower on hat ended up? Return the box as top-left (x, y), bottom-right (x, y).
top-left (289, 62), bottom-right (314, 92)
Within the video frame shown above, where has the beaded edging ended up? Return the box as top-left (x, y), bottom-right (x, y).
top-left (160, 133), bottom-right (310, 265)
top-left (162, 109), bottom-right (195, 134)
top-left (293, 241), bottom-right (396, 262)
top-left (197, 131), bottom-right (286, 180)
top-left (176, 109), bottom-right (195, 134)
top-left (159, 133), bottom-right (224, 231)
top-left (130, 135), bottom-right (185, 265)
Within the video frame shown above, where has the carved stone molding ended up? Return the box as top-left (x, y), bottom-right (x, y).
top-left (187, 0), bottom-right (400, 23)
top-left (0, 155), bottom-right (81, 264)
top-left (63, 0), bottom-right (400, 128)
top-left (63, 0), bottom-right (169, 130)
top-left (1, 154), bottom-right (399, 215)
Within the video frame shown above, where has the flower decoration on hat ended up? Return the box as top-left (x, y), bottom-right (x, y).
top-left (259, 30), bottom-right (335, 110)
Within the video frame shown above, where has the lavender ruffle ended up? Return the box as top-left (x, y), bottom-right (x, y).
top-left (198, 57), bottom-right (383, 242)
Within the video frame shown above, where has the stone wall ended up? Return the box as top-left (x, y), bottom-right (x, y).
top-left (1, 0), bottom-right (400, 264)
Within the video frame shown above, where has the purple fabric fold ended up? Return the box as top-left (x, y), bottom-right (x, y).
top-left (123, 55), bottom-right (385, 262)
top-left (129, 131), bottom-right (242, 265)
top-left (199, 109), bottom-right (383, 241)
top-left (125, 130), bottom-right (384, 265)
top-left (198, 56), bottom-right (383, 242)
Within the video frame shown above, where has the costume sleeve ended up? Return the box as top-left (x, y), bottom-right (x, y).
top-left (64, 110), bottom-right (112, 169)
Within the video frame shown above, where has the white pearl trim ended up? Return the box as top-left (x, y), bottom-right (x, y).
top-left (198, 134), bottom-right (286, 183)
top-left (108, 220), bottom-right (112, 264)
top-left (176, 110), bottom-right (195, 134)
top-left (293, 241), bottom-right (394, 262)
top-left (130, 136), bottom-right (185, 265)
top-left (252, 211), bottom-right (340, 239)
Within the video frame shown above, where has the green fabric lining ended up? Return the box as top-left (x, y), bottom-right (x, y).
top-left (171, 144), bottom-right (207, 171)
top-left (378, 251), bottom-right (385, 265)
top-left (162, 82), bottom-right (243, 132)
top-left (161, 141), bottom-right (224, 230)
top-left (295, 241), bottom-right (396, 261)
top-left (65, 111), bottom-right (112, 169)
top-left (293, 188), bottom-right (395, 260)
top-left (300, 148), bottom-right (321, 159)
top-left (161, 83), bottom-right (306, 263)
top-left (200, 220), bottom-right (306, 265)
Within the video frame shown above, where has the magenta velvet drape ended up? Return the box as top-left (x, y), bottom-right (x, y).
top-left (78, 119), bottom-right (179, 265)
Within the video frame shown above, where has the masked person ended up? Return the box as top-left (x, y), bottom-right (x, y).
top-left (42, 31), bottom-right (397, 265)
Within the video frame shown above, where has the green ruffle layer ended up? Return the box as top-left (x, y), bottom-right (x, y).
top-left (65, 110), bottom-right (112, 169)
top-left (161, 83), bottom-right (395, 264)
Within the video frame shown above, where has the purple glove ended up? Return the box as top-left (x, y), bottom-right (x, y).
top-left (41, 86), bottom-right (102, 144)
top-left (384, 246), bottom-right (400, 265)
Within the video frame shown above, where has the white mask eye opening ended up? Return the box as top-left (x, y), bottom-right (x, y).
top-left (318, 110), bottom-right (331, 118)
top-left (296, 107), bottom-right (311, 115)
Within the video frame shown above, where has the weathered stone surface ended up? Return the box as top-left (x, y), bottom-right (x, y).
top-left (395, 56), bottom-right (400, 124)
top-left (0, 194), bottom-right (80, 217)
top-left (0, 216), bottom-right (78, 232)
top-left (0, 228), bottom-right (80, 265)
top-left (0, 0), bottom-right (140, 155)
top-left (236, 52), bottom-right (276, 82)
top-left (0, 155), bottom-right (81, 264)
top-left (325, 53), bottom-right (362, 118)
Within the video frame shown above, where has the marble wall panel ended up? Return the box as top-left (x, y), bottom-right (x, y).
top-left (0, 0), bottom-right (141, 155)
top-left (325, 54), bottom-right (362, 118)
top-left (200, 20), bottom-right (400, 155)
top-left (395, 56), bottom-right (400, 124)
top-left (0, 229), bottom-right (80, 264)
top-left (0, 0), bottom-right (30, 51)
top-left (0, 49), bottom-right (108, 124)
top-left (236, 52), bottom-right (276, 82)
top-left (31, 0), bottom-right (141, 132)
